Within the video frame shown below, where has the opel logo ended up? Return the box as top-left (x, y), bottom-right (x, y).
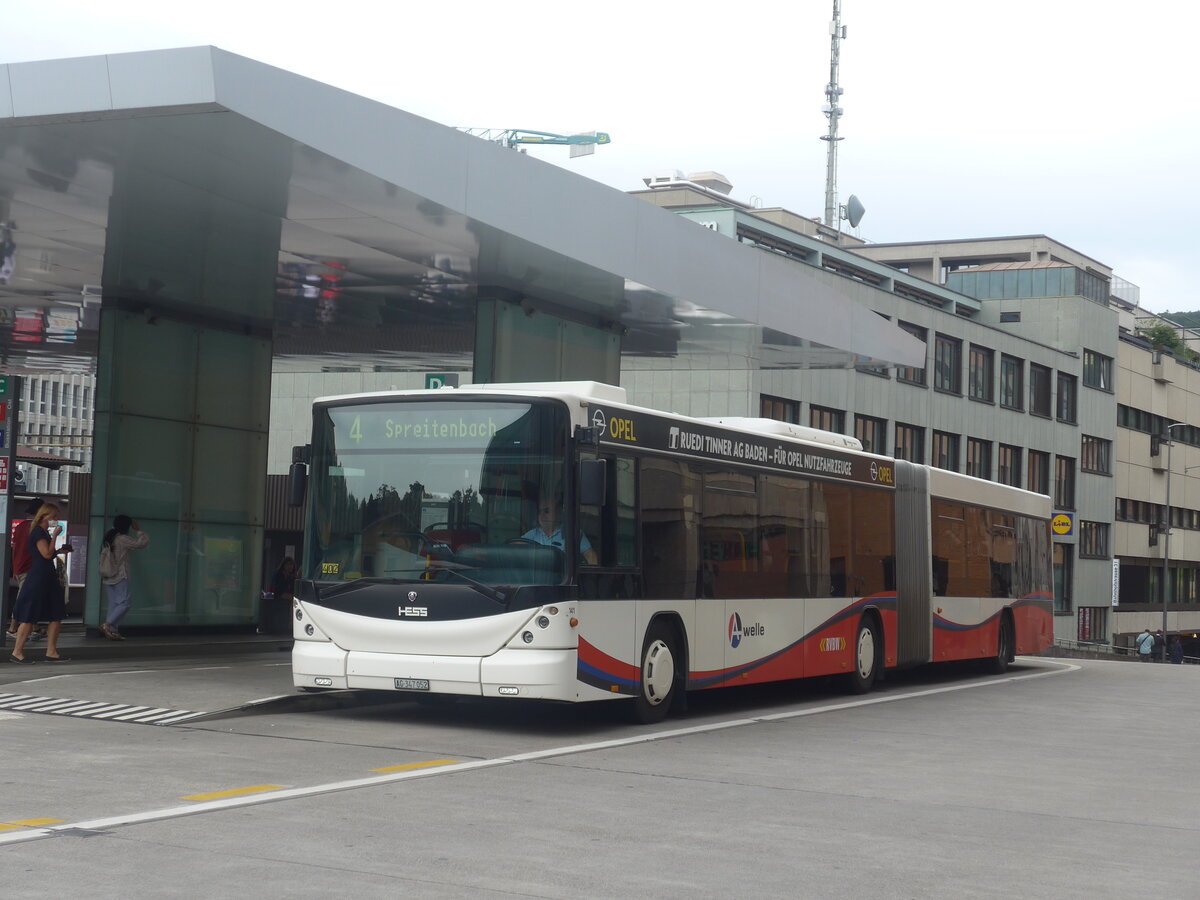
top-left (408, 591), bottom-right (418, 602)
top-left (591, 409), bottom-right (607, 434)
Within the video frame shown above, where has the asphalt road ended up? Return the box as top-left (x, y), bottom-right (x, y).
top-left (1, 653), bottom-right (1196, 898)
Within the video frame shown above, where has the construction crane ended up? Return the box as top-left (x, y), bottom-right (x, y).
top-left (457, 128), bottom-right (612, 157)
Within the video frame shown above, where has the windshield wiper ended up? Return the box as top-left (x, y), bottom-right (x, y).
top-left (435, 564), bottom-right (508, 604)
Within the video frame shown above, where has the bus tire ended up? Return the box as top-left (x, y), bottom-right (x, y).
top-left (982, 615), bottom-right (1014, 675)
top-left (846, 616), bottom-right (880, 695)
top-left (632, 622), bottom-right (679, 724)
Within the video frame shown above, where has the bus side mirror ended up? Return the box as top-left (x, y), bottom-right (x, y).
top-left (288, 444), bottom-right (310, 508)
top-left (288, 463), bottom-right (307, 507)
top-left (579, 459), bottom-right (607, 507)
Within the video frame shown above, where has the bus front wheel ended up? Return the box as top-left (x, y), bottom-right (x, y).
top-left (846, 617), bottom-right (880, 695)
top-left (632, 623), bottom-right (679, 724)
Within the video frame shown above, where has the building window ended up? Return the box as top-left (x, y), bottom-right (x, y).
top-left (999, 355), bottom-right (1024, 410)
top-left (998, 444), bottom-right (1022, 487)
top-left (809, 405), bottom-right (844, 433)
top-left (896, 323), bottom-right (928, 386)
top-left (855, 415), bottom-right (887, 455)
top-left (1054, 544), bottom-right (1072, 615)
top-left (760, 395), bottom-right (799, 424)
top-left (933, 335), bottom-right (962, 394)
top-left (1079, 521), bottom-right (1110, 559)
top-left (1083, 349), bottom-right (1112, 390)
top-left (1000, 311), bottom-right (1021, 323)
top-left (968, 345), bottom-right (994, 402)
top-left (895, 423), bottom-right (924, 463)
top-left (1027, 450), bottom-right (1050, 495)
top-left (1081, 435), bottom-right (1111, 474)
top-left (1056, 373), bottom-right (1077, 423)
top-left (966, 438), bottom-right (991, 480)
top-left (1055, 456), bottom-right (1076, 509)
top-left (931, 431), bottom-right (959, 471)
top-left (1029, 364), bottom-right (1052, 417)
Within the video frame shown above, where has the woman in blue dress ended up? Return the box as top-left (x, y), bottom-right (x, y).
top-left (10, 502), bottom-right (70, 663)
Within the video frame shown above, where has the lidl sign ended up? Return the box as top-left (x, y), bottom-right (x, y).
top-left (1051, 513), bottom-right (1073, 536)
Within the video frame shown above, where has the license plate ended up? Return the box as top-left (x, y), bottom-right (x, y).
top-left (394, 678), bottom-right (430, 691)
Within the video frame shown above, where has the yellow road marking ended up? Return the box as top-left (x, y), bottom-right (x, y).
top-left (4, 820), bottom-right (65, 830)
top-left (182, 785), bottom-right (284, 801)
top-left (370, 759), bottom-right (458, 774)
top-left (0, 823), bottom-right (25, 831)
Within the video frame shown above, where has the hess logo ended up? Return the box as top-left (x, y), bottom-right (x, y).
top-left (398, 606), bottom-right (428, 617)
top-left (728, 612), bottom-right (765, 648)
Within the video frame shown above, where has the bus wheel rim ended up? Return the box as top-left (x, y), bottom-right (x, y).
top-left (857, 626), bottom-right (875, 679)
top-left (643, 640), bottom-right (674, 706)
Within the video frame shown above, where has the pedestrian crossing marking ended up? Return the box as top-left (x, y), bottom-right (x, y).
top-left (0, 692), bottom-right (207, 726)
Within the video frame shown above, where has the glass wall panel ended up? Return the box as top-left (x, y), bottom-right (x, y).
top-left (184, 522), bottom-right (263, 625)
top-left (1031, 268), bottom-right (1047, 296)
top-left (105, 417), bottom-right (192, 521)
top-left (106, 515), bottom-right (187, 628)
top-left (109, 313), bottom-right (198, 419)
top-left (193, 425), bottom-right (267, 526)
top-left (196, 331), bottom-right (272, 431)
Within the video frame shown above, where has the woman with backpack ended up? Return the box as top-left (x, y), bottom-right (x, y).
top-left (99, 515), bottom-right (150, 641)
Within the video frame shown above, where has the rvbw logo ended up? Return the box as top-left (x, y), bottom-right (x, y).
top-left (728, 612), bottom-right (765, 648)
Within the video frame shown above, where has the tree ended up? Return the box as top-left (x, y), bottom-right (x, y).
top-left (1138, 322), bottom-right (1187, 357)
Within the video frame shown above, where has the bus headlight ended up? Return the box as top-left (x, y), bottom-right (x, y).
top-left (305, 624), bottom-right (315, 636)
top-left (536, 616), bottom-right (550, 629)
top-left (522, 631), bottom-right (534, 643)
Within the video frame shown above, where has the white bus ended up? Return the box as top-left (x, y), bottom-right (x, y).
top-left (289, 381), bottom-right (1053, 722)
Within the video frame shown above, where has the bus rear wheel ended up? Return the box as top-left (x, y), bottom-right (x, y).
top-left (632, 623), bottom-right (679, 724)
top-left (982, 616), bottom-right (1014, 675)
top-left (846, 617), bottom-right (880, 695)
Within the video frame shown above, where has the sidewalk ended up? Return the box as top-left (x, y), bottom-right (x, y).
top-left (4, 621), bottom-right (293, 662)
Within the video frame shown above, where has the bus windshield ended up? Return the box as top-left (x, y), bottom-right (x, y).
top-left (305, 398), bottom-right (570, 586)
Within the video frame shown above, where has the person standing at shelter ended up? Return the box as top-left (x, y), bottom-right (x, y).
top-left (1135, 628), bottom-right (1155, 661)
top-left (6, 497), bottom-right (43, 639)
top-left (9, 502), bottom-right (70, 663)
top-left (1169, 635), bottom-right (1185, 664)
top-left (99, 515), bottom-right (150, 641)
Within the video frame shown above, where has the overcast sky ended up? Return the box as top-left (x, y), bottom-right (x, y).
top-left (9, 0), bottom-right (1198, 313)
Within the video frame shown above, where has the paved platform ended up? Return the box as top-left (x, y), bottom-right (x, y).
top-left (4, 622), bottom-right (293, 662)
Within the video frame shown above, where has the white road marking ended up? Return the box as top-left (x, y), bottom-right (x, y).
top-left (0, 659), bottom-right (1079, 845)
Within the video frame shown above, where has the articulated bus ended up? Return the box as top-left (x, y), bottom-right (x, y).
top-left (289, 381), bottom-right (1053, 722)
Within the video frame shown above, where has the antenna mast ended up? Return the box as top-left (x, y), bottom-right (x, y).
top-left (821, 0), bottom-right (846, 229)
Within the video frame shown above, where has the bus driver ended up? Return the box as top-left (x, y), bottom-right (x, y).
top-left (522, 494), bottom-right (599, 565)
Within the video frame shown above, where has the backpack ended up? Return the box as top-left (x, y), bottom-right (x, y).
top-left (99, 543), bottom-right (119, 580)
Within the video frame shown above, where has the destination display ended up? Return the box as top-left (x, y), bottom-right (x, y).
top-left (587, 405), bottom-right (894, 488)
top-left (325, 402), bottom-right (532, 451)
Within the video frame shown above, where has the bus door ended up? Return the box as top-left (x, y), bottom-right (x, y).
top-left (577, 453), bottom-right (640, 601)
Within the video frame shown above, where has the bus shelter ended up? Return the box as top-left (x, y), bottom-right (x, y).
top-left (0, 47), bottom-right (922, 633)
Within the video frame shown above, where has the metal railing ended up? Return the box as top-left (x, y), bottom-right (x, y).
top-left (1051, 638), bottom-right (1199, 664)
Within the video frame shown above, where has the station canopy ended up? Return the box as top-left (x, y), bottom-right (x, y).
top-left (0, 46), bottom-right (923, 377)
